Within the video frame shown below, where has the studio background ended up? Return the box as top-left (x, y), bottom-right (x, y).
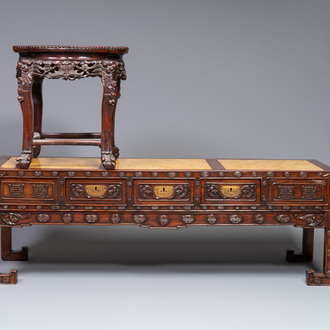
top-left (0, 1), bottom-right (329, 329)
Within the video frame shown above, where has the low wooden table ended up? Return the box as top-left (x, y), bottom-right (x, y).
top-left (0, 156), bottom-right (329, 285)
top-left (13, 45), bottom-right (128, 170)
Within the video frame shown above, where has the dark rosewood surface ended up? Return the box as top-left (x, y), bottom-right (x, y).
top-left (0, 156), bottom-right (329, 285)
top-left (13, 45), bottom-right (128, 170)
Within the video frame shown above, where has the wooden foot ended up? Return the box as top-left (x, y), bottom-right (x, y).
top-left (101, 152), bottom-right (116, 170)
top-left (286, 228), bottom-right (314, 262)
top-left (16, 152), bottom-right (32, 169)
top-left (1, 227), bottom-right (28, 261)
top-left (306, 269), bottom-right (330, 286)
top-left (0, 269), bottom-right (17, 285)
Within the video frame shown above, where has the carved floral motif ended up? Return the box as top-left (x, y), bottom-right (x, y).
top-left (205, 184), bottom-right (256, 200)
top-left (62, 213), bottom-right (73, 224)
top-left (206, 214), bottom-right (217, 224)
top-left (182, 215), bottom-right (195, 224)
top-left (133, 214), bottom-right (146, 224)
top-left (228, 215), bottom-right (243, 224)
top-left (110, 214), bottom-right (121, 224)
top-left (276, 214), bottom-right (291, 223)
top-left (158, 215), bottom-right (169, 226)
top-left (70, 183), bottom-right (121, 199)
top-left (253, 214), bottom-right (265, 224)
top-left (85, 214), bottom-right (99, 223)
top-left (36, 214), bottom-right (50, 223)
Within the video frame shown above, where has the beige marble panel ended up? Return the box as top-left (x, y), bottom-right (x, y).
top-left (218, 159), bottom-right (323, 171)
top-left (116, 158), bottom-right (211, 170)
top-left (1, 157), bottom-right (211, 170)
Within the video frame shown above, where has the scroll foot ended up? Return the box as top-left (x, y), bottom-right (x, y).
top-left (0, 269), bottom-right (17, 285)
top-left (306, 269), bottom-right (330, 286)
top-left (101, 152), bottom-right (116, 170)
top-left (16, 152), bottom-right (32, 169)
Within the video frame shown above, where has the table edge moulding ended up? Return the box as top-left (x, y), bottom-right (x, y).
top-left (0, 45), bottom-right (329, 286)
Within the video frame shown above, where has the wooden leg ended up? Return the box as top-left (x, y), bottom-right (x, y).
top-left (286, 228), bottom-right (314, 262)
top-left (1, 227), bottom-right (28, 261)
top-left (0, 269), bottom-right (17, 285)
top-left (101, 63), bottom-right (120, 170)
top-left (32, 77), bottom-right (44, 158)
top-left (16, 60), bottom-right (34, 169)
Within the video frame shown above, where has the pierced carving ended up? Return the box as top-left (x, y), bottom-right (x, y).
top-left (62, 213), bottom-right (73, 224)
top-left (205, 184), bottom-right (256, 200)
top-left (182, 215), bottom-right (195, 224)
top-left (85, 214), bottom-right (99, 223)
top-left (229, 215), bottom-right (243, 224)
top-left (294, 214), bottom-right (323, 227)
top-left (253, 214), bottom-right (265, 224)
top-left (158, 215), bottom-right (169, 226)
top-left (278, 185), bottom-right (294, 200)
top-left (206, 214), bottom-right (217, 225)
top-left (70, 183), bottom-right (121, 199)
top-left (7, 183), bottom-right (25, 198)
top-left (36, 214), bottom-right (50, 223)
top-left (276, 214), bottom-right (291, 223)
top-left (110, 214), bottom-right (121, 224)
top-left (32, 184), bottom-right (49, 198)
top-left (0, 213), bottom-right (30, 226)
top-left (133, 214), bottom-right (146, 224)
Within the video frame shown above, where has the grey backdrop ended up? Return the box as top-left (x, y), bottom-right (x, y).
top-left (1, 1), bottom-right (330, 329)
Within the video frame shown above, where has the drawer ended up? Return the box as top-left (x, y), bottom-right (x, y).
top-left (66, 179), bottom-right (126, 205)
top-left (0, 179), bottom-right (57, 204)
top-left (269, 179), bottom-right (328, 205)
top-left (133, 179), bottom-right (194, 205)
top-left (201, 179), bottom-right (261, 204)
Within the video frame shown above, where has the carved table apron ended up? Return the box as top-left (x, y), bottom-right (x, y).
top-left (0, 156), bottom-right (329, 285)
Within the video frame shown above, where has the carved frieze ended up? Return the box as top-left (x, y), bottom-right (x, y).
top-left (294, 214), bottom-right (323, 227)
top-left (0, 213), bottom-right (30, 226)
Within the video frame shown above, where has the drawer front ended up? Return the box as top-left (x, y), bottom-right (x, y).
top-left (133, 179), bottom-right (194, 205)
top-left (201, 179), bottom-right (261, 204)
top-left (269, 179), bottom-right (328, 205)
top-left (0, 179), bottom-right (57, 204)
top-left (66, 179), bottom-right (126, 205)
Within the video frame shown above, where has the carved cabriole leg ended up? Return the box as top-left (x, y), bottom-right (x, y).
top-left (100, 61), bottom-right (120, 170)
top-left (16, 59), bottom-right (34, 169)
top-left (306, 212), bottom-right (330, 285)
top-left (112, 80), bottom-right (121, 159)
top-left (286, 228), bottom-right (314, 262)
top-left (0, 269), bottom-right (17, 285)
top-left (1, 227), bottom-right (28, 261)
top-left (32, 77), bottom-right (44, 158)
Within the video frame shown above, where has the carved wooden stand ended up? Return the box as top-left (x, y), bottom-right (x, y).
top-left (13, 45), bottom-right (128, 170)
top-left (0, 157), bottom-right (330, 285)
top-left (0, 269), bottom-right (17, 285)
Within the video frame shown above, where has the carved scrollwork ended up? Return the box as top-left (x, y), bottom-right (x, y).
top-left (0, 213), bottom-right (30, 226)
top-left (205, 184), bottom-right (256, 200)
top-left (138, 184), bottom-right (190, 200)
top-left (16, 60), bottom-right (33, 103)
top-left (294, 214), bottom-right (323, 227)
